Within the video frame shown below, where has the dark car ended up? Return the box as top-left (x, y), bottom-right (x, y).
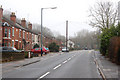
top-left (0, 47), bottom-right (21, 52)
top-left (84, 47), bottom-right (88, 50)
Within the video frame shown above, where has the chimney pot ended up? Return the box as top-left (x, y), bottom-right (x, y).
top-left (22, 18), bottom-right (25, 20)
top-left (10, 12), bottom-right (16, 23)
top-left (28, 22), bottom-right (32, 30)
top-left (11, 12), bottom-right (15, 15)
top-left (0, 5), bottom-right (2, 8)
top-left (21, 18), bottom-right (26, 28)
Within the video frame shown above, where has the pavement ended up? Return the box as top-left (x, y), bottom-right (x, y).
top-left (1, 52), bottom-right (61, 74)
top-left (94, 51), bottom-right (120, 79)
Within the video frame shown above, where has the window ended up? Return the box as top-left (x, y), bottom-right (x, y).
top-left (29, 33), bottom-right (31, 39)
top-left (5, 28), bottom-right (7, 37)
top-left (32, 34), bottom-right (34, 41)
top-left (19, 29), bottom-right (21, 38)
top-left (8, 29), bottom-right (11, 38)
top-left (16, 29), bottom-right (18, 31)
top-left (8, 42), bottom-right (11, 46)
top-left (4, 40), bottom-right (7, 46)
top-left (19, 41), bottom-right (21, 49)
top-left (12, 27), bottom-right (14, 36)
top-left (27, 33), bottom-right (28, 39)
top-left (12, 40), bottom-right (14, 47)
top-left (23, 31), bottom-right (25, 39)
top-left (3, 22), bottom-right (9, 26)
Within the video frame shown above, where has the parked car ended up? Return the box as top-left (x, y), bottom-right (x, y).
top-left (45, 48), bottom-right (50, 54)
top-left (31, 47), bottom-right (49, 54)
top-left (84, 47), bottom-right (88, 50)
top-left (0, 47), bottom-right (21, 52)
top-left (62, 47), bottom-right (69, 52)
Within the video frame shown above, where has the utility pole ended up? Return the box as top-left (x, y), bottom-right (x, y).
top-left (66, 20), bottom-right (68, 51)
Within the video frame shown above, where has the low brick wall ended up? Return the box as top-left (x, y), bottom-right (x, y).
top-left (2, 51), bottom-right (25, 62)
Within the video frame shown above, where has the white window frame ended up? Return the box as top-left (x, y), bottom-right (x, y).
top-left (32, 34), bottom-right (34, 41)
top-left (12, 40), bottom-right (14, 47)
top-left (29, 33), bottom-right (31, 40)
top-left (23, 30), bottom-right (25, 39)
top-left (19, 29), bottom-right (21, 38)
top-left (8, 42), bottom-right (11, 47)
top-left (8, 29), bottom-right (11, 38)
top-left (5, 28), bottom-right (7, 37)
top-left (12, 27), bottom-right (14, 36)
top-left (27, 32), bottom-right (28, 39)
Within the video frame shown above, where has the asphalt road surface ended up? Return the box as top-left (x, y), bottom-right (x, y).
top-left (2, 50), bottom-right (101, 79)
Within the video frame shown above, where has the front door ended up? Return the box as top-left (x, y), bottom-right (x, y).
top-left (15, 41), bottom-right (18, 49)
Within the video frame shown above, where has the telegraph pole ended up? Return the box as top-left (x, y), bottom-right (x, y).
top-left (66, 20), bottom-right (68, 51)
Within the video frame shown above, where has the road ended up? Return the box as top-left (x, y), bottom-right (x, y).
top-left (2, 50), bottom-right (101, 79)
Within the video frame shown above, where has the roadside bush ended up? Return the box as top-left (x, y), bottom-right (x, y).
top-left (69, 48), bottom-right (74, 51)
top-left (48, 42), bottom-right (59, 52)
top-left (100, 26), bottom-right (117, 56)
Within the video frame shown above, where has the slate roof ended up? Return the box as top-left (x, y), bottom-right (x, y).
top-left (2, 16), bottom-right (39, 35)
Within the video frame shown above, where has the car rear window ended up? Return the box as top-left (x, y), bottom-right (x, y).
top-left (35, 48), bottom-right (39, 50)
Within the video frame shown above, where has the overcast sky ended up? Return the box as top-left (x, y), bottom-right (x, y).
top-left (0, 0), bottom-right (119, 37)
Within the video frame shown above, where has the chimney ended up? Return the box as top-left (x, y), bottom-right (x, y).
top-left (28, 22), bottom-right (32, 30)
top-left (21, 18), bottom-right (26, 28)
top-left (10, 12), bottom-right (16, 23)
top-left (0, 5), bottom-right (3, 23)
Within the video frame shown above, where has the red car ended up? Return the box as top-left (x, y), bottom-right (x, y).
top-left (31, 47), bottom-right (49, 55)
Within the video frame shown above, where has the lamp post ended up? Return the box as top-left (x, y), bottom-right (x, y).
top-left (41, 7), bottom-right (57, 56)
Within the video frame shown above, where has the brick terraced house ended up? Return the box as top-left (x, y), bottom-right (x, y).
top-left (0, 6), bottom-right (63, 51)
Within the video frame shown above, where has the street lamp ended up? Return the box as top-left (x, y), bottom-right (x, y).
top-left (41, 7), bottom-right (57, 56)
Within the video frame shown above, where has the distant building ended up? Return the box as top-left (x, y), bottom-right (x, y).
top-left (67, 39), bottom-right (75, 48)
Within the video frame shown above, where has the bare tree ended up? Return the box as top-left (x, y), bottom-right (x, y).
top-left (89, 1), bottom-right (117, 30)
top-left (70, 29), bottom-right (99, 49)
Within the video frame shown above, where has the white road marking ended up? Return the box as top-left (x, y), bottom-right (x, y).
top-left (68, 58), bottom-right (71, 61)
top-left (53, 64), bottom-right (61, 70)
top-left (71, 55), bottom-right (75, 58)
top-left (38, 72), bottom-right (50, 79)
top-left (63, 60), bottom-right (68, 64)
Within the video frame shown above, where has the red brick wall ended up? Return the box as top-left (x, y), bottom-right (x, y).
top-left (108, 36), bottom-right (120, 64)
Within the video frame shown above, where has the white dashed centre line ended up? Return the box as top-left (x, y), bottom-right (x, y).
top-left (63, 60), bottom-right (68, 64)
top-left (53, 64), bottom-right (62, 70)
top-left (68, 58), bottom-right (71, 61)
top-left (38, 72), bottom-right (50, 79)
